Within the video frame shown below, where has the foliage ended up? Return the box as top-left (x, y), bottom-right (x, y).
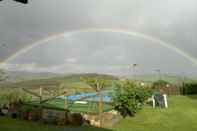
top-left (0, 88), bottom-right (32, 105)
top-left (152, 80), bottom-right (182, 95)
top-left (152, 80), bottom-right (169, 90)
top-left (151, 80), bottom-right (169, 94)
top-left (113, 81), bottom-right (152, 118)
top-left (81, 78), bottom-right (108, 91)
top-left (182, 82), bottom-right (197, 95)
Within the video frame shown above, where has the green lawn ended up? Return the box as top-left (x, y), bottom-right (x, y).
top-left (0, 116), bottom-right (112, 131)
top-left (114, 95), bottom-right (197, 131)
top-left (1, 95), bottom-right (197, 131)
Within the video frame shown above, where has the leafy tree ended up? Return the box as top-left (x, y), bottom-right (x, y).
top-left (1, 88), bottom-right (32, 104)
top-left (152, 80), bottom-right (169, 90)
top-left (113, 80), bottom-right (151, 118)
top-left (182, 82), bottom-right (197, 95)
top-left (82, 78), bottom-right (107, 91)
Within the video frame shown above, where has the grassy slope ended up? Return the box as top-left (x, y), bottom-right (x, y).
top-left (1, 95), bottom-right (197, 131)
top-left (114, 95), bottom-right (197, 131)
top-left (0, 73), bottom-right (118, 88)
top-left (133, 74), bottom-right (182, 83)
top-left (131, 74), bottom-right (197, 84)
top-left (0, 117), bottom-right (60, 131)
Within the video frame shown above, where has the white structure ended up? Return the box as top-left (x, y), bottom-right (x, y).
top-left (140, 82), bottom-right (145, 86)
top-left (152, 94), bottom-right (168, 108)
top-left (163, 94), bottom-right (168, 108)
top-left (152, 95), bottom-right (156, 108)
top-left (74, 101), bottom-right (88, 104)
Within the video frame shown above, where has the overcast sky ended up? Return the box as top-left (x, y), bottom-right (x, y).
top-left (0, 0), bottom-right (197, 76)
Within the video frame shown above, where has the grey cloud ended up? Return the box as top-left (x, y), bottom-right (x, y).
top-left (1, 0), bottom-right (197, 75)
top-left (4, 31), bottom-right (197, 75)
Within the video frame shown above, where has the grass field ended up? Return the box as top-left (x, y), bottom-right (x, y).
top-left (1, 95), bottom-right (197, 131)
top-left (0, 117), bottom-right (112, 131)
top-left (114, 95), bottom-right (197, 131)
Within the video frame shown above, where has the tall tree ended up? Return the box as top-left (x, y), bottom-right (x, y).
top-left (113, 80), bottom-right (151, 117)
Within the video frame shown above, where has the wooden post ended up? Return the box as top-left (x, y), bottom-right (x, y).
top-left (39, 87), bottom-right (42, 104)
top-left (39, 87), bottom-right (43, 120)
top-left (99, 91), bottom-right (103, 127)
top-left (97, 82), bottom-right (103, 127)
top-left (64, 91), bottom-right (68, 109)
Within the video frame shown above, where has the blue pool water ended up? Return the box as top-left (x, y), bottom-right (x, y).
top-left (58, 91), bottom-right (112, 103)
top-left (67, 92), bottom-right (97, 100)
top-left (85, 95), bottom-right (111, 103)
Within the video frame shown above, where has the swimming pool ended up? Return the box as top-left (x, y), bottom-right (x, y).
top-left (58, 91), bottom-right (113, 103)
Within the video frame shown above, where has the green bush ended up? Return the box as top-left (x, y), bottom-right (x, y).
top-left (113, 81), bottom-right (152, 118)
top-left (0, 88), bottom-right (32, 105)
top-left (182, 82), bottom-right (197, 95)
top-left (152, 80), bottom-right (169, 90)
top-left (150, 80), bottom-right (180, 95)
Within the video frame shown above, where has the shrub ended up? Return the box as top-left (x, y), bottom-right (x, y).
top-left (152, 80), bottom-right (169, 90)
top-left (182, 82), bottom-right (197, 95)
top-left (113, 81), bottom-right (152, 118)
top-left (151, 80), bottom-right (180, 95)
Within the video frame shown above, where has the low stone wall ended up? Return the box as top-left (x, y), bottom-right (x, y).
top-left (83, 110), bottom-right (121, 127)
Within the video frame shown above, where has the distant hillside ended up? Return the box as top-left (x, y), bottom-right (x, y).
top-left (0, 73), bottom-right (119, 89)
top-left (125, 74), bottom-right (193, 83)
top-left (5, 71), bottom-right (62, 82)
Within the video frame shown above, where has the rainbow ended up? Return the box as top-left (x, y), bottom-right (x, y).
top-left (2, 28), bottom-right (197, 66)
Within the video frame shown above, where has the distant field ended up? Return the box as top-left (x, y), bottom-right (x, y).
top-left (131, 74), bottom-right (197, 83)
top-left (0, 73), bottom-right (118, 89)
top-left (1, 95), bottom-right (197, 131)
